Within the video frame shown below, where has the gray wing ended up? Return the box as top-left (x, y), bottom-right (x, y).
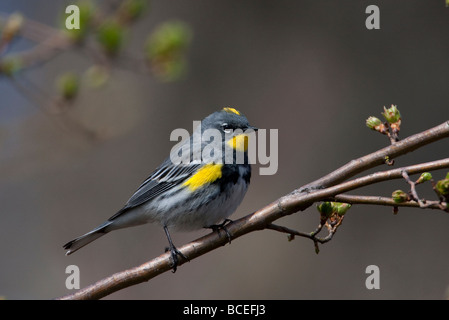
top-left (108, 157), bottom-right (201, 221)
top-left (109, 130), bottom-right (206, 220)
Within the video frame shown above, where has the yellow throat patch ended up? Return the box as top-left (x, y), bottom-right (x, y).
top-left (183, 163), bottom-right (223, 191)
top-left (227, 134), bottom-right (249, 152)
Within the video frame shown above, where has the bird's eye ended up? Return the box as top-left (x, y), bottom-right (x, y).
top-left (221, 123), bottom-right (232, 133)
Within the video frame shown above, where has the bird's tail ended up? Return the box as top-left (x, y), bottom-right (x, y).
top-left (63, 221), bottom-right (112, 255)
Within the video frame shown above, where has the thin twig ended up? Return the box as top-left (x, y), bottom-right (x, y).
top-left (265, 223), bottom-right (328, 243)
top-left (331, 194), bottom-right (447, 211)
top-left (401, 170), bottom-right (432, 207)
top-left (266, 217), bottom-right (343, 254)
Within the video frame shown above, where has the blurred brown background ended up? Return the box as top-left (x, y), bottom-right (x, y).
top-left (1, 0), bottom-right (449, 299)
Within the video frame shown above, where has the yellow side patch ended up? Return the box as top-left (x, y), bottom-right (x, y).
top-left (183, 163), bottom-right (223, 191)
top-left (227, 134), bottom-right (249, 152)
top-left (222, 107), bottom-right (241, 115)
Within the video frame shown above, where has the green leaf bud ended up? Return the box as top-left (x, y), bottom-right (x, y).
top-left (317, 202), bottom-right (333, 218)
top-left (416, 172), bottom-right (432, 184)
top-left (382, 105), bottom-right (401, 124)
top-left (366, 116), bottom-right (382, 129)
top-left (435, 179), bottom-right (449, 196)
top-left (392, 190), bottom-right (408, 203)
top-left (332, 202), bottom-right (352, 216)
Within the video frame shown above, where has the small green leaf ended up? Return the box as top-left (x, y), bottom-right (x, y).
top-left (97, 19), bottom-right (125, 56)
top-left (57, 72), bottom-right (79, 100)
top-left (145, 21), bottom-right (192, 81)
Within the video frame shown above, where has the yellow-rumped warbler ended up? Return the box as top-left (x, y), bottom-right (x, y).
top-left (63, 107), bottom-right (257, 272)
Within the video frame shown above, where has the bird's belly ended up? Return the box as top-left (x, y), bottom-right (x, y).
top-left (149, 179), bottom-right (249, 231)
top-left (110, 178), bottom-right (249, 232)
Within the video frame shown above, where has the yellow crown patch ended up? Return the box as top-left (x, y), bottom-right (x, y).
top-left (222, 107), bottom-right (241, 116)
